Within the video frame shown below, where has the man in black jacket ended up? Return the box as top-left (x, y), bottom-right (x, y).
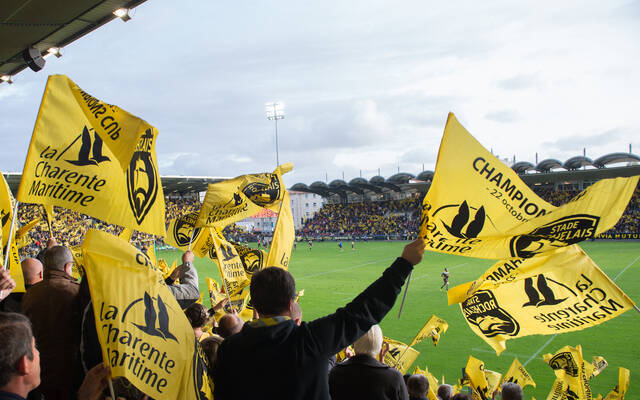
top-left (212, 238), bottom-right (425, 400)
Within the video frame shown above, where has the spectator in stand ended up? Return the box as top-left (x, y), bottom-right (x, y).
top-left (498, 382), bottom-right (523, 400)
top-left (213, 238), bottom-right (424, 400)
top-left (0, 258), bottom-right (43, 313)
top-left (329, 324), bottom-right (408, 400)
top-left (0, 312), bottom-right (40, 400)
top-left (406, 374), bottom-right (429, 400)
top-left (217, 313), bottom-right (244, 339)
top-left (21, 246), bottom-right (80, 400)
top-left (165, 250), bottom-right (200, 308)
top-left (185, 302), bottom-right (211, 341)
top-left (0, 269), bottom-right (16, 305)
top-left (452, 393), bottom-right (472, 400)
top-left (437, 384), bottom-right (454, 400)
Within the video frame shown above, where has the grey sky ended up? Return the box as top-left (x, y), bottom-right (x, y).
top-left (1, 0), bottom-right (639, 187)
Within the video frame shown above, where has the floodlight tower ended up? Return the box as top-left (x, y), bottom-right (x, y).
top-left (265, 101), bottom-right (285, 166)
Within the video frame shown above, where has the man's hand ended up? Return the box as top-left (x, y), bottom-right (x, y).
top-left (211, 297), bottom-right (228, 313)
top-left (401, 237), bottom-right (425, 265)
top-left (0, 269), bottom-right (16, 301)
top-left (77, 363), bottom-right (111, 400)
top-left (378, 341), bottom-right (390, 363)
top-left (182, 250), bottom-right (194, 264)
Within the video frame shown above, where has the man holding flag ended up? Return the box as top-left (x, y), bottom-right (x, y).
top-left (213, 237), bottom-right (425, 400)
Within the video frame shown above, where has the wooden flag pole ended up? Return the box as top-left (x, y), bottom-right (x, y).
top-left (2, 201), bottom-right (19, 270)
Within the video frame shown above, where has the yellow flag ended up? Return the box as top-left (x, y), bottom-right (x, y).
top-left (166, 213), bottom-right (214, 258)
top-left (209, 228), bottom-right (249, 296)
top-left (584, 356), bottom-right (608, 380)
top-left (484, 370), bottom-right (502, 398)
top-left (157, 259), bottom-right (170, 279)
top-left (419, 113), bottom-right (639, 260)
top-left (17, 75), bottom-right (166, 236)
top-left (382, 337), bottom-right (420, 374)
top-left (502, 358), bottom-right (536, 389)
top-left (604, 367), bottom-right (630, 400)
top-left (0, 171), bottom-right (16, 248)
top-left (15, 217), bottom-right (41, 243)
top-left (7, 242), bottom-right (25, 293)
top-left (145, 243), bottom-right (157, 268)
top-left (464, 355), bottom-right (492, 400)
top-left (43, 205), bottom-right (54, 235)
top-left (82, 229), bottom-right (213, 399)
top-left (69, 245), bottom-right (85, 279)
top-left (409, 314), bottom-right (449, 347)
top-left (543, 345), bottom-right (592, 400)
top-left (119, 227), bottom-right (133, 242)
top-left (196, 163), bottom-right (293, 228)
top-left (413, 366), bottom-right (439, 400)
top-left (265, 191), bottom-right (294, 269)
top-left (450, 245), bottom-right (635, 354)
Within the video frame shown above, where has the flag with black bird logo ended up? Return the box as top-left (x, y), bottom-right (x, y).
top-left (82, 229), bottom-right (212, 399)
top-left (0, 172), bottom-right (24, 292)
top-left (166, 213), bottom-right (214, 258)
top-left (463, 355), bottom-right (492, 400)
top-left (17, 75), bottom-right (165, 236)
top-left (602, 367), bottom-right (630, 400)
top-left (543, 345), bottom-right (591, 400)
top-left (448, 245), bottom-right (634, 355)
top-left (209, 228), bottom-right (249, 297)
top-left (381, 337), bottom-right (420, 374)
top-left (409, 315), bottom-right (449, 347)
top-left (501, 358), bottom-right (536, 389)
top-left (419, 113), bottom-right (638, 260)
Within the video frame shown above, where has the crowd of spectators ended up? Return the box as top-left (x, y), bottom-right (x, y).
top-left (300, 196), bottom-right (421, 239)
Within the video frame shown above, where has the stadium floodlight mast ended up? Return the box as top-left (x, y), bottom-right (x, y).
top-left (265, 101), bottom-right (285, 166)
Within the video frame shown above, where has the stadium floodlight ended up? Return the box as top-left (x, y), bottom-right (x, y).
top-left (1, 75), bottom-right (13, 84)
top-left (47, 47), bottom-right (62, 58)
top-left (113, 8), bottom-right (132, 21)
top-left (265, 101), bottom-right (285, 166)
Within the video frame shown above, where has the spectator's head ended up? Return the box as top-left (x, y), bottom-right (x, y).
top-left (500, 382), bottom-right (523, 400)
top-left (217, 313), bottom-right (243, 338)
top-left (407, 374), bottom-right (429, 398)
top-left (42, 245), bottom-right (74, 277)
top-left (20, 258), bottom-right (43, 286)
top-left (185, 303), bottom-right (208, 329)
top-left (291, 302), bottom-right (302, 326)
top-left (452, 393), bottom-right (472, 400)
top-left (437, 384), bottom-right (453, 400)
top-left (353, 324), bottom-right (383, 358)
top-left (0, 312), bottom-right (40, 396)
top-left (200, 335), bottom-right (223, 367)
top-left (250, 267), bottom-right (296, 316)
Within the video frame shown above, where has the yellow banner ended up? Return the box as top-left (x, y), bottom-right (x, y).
top-left (82, 229), bottom-right (212, 399)
top-left (210, 228), bottom-right (249, 296)
top-left (119, 227), bottom-right (133, 242)
top-left (43, 205), bottom-right (54, 235)
top-left (464, 355), bottom-right (491, 400)
top-left (409, 314), bottom-right (449, 347)
top-left (17, 75), bottom-right (166, 236)
top-left (419, 113), bottom-right (639, 260)
top-left (502, 358), bottom-right (536, 389)
top-left (166, 213), bottom-right (214, 258)
top-left (450, 245), bottom-right (634, 354)
top-left (15, 217), bottom-right (41, 243)
top-left (544, 345), bottom-right (592, 400)
top-left (8, 242), bottom-right (24, 293)
top-left (484, 370), bottom-right (502, 399)
top-left (603, 367), bottom-right (630, 400)
top-left (413, 366), bottom-right (439, 400)
top-left (584, 356), bottom-right (607, 380)
top-left (382, 336), bottom-right (420, 374)
top-left (196, 163), bottom-right (293, 228)
top-left (0, 171), bottom-right (15, 248)
top-left (265, 191), bottom-right (294, 269)
top-left (69, 245), bottom-right (84, 279)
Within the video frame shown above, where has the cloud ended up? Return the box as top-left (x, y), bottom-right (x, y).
top-left (496, 74), bottom-right (540, 90)
top-left (541, 128), bottom-right (624, 152)
top-left (484, 109), bottom-right (520, 123)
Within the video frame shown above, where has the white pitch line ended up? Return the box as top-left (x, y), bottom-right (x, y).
top-left (522, 251), bottom-right (640, 367)
top-left (296, 258), bottom-right (393, 280)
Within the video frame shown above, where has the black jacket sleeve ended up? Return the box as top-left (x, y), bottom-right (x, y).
top-left (302, 257), bottom-right (413, 358)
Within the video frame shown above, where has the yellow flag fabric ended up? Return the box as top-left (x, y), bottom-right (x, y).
top-left (464, 355), bottom-right (492, 400)
top-left (413, 366), bottom-right (439, 400)
top-left (207, 277), bottom-right (226, 321)
top-left (7, 242), bottom-right (25, 293)
top-left (82, 229), bottom-right (213, 399)
top-left (543, 345), bottom-right (592, 400)
top-left (145, 243), bottom-right (157, 268)
top-left (265, 191), bottom-right (294, 269)
top-left (17, 75), bottom-right (166, 236)
top-left (119, 227), bottom-right (133, 242)
top-left (0, 172), bottom-right (16, 249)
top-left (210, 228), bottom-right (249, 296)
top-left (449, 245), bottom-right (634, 354)
top-left (484, 370), bottom-right (502, 399)
top-left (43, 205), bottom-right (54, 235)
top-left (15, 217), bottom-right (41, 243)
top-left (584, 356), bottom-right (607, 380)
top-left (196, 163), bottom-right (293, 228)
top-left (382, 337), bottom-right (420, 374)
top-left (502, 358), bottom-right (536, 389)
top-left (603, 367), bottom-right (630, 400)
top-left (419, 113), bottom-right (639, 260)
top-left (166, 213), bottom-right (214, 258)
top-left (409, 314), bottom-right (449, 347)
top-left (69, 245), bottom-right (84, 279)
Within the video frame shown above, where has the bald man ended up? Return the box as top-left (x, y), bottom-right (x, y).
top-left (0, 258), bottom-right (43, 313)
top-left (218, 313), bottom-right (244, 338)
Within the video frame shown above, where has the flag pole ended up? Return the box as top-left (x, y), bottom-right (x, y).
top-left (188, 226), bottom-right (196, 250)
top-left (397, 270), bottom-right (412, 319)
top-left (2, 201), bottom-right (19, 270)
top-left (107, 377), bottom-right (116, 399)
top-left (634, 305), bottom-right (640, 314)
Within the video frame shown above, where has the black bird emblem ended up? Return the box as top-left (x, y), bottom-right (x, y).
top-left (133, 292), bottom-right (178, 342)
top-left (66, 127), bottom-right (110, 166)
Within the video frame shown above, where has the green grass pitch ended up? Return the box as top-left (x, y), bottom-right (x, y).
top-left (158, 240), bottom-right (640, 399)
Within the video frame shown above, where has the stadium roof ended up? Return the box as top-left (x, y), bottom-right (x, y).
top-left (2, 172), bottom-right (227, 196)
top-left (1, 0), bottom-right (147, 80)
top-left (290, 152), bottom-right (640, 200)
